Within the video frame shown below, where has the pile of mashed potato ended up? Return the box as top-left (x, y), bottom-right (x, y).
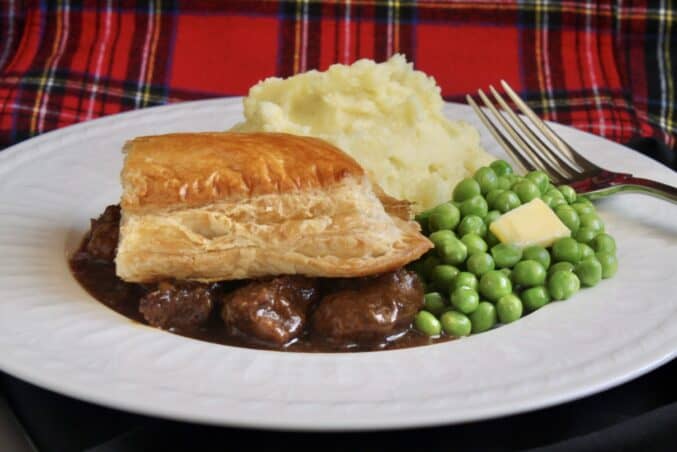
top-left (231, 54), bottom-right (495, 211)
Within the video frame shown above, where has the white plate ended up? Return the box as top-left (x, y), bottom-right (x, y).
top-left (0, 99), bottom-right (675, 431)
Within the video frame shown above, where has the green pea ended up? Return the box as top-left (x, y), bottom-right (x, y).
top-left (572, 202), bottom-right (595, 216)
top-left (526, 170), bottom-right (550, 194)
top-left (415, 209), bottom-right (433, 234)
top-left (467, 253), bottom-right (495, 276)
top-left (496, 176), bottom-right (513, 190)
top-left (577, 195), bottom-right (593, 205)
top-left (591, 233), bottom-right (616, 254)
top-left (558, 185), bottom-right (578, 204)
top-left (414, 310), bottom-right (442, 336)
top-left (415, 209), bottom-right (433, 223)
top-left (486, 229), bottom-right (500, 247)
top-left (554, 205), bottom-right (581, 233)
top-left (579, 243), bottom-right (595, 260)
top-left (486, 189), bottom-right (505, 207)
top-left (553, 197), bottom-right (568, 208)
top-left (421, 254), bottom-right (441, 280)
top-left (575, 257), bottom-right (603, 287)
top-left (429, 229), bottom-right (456, 249)
top-left (493, 190), bottom-right (521, 213)
top-left (579, 213), bottom-right (605, 233)
top-left (453, 178), bottom-right (481, 203)
top-left (548, 185), bottom-right (562, 195)
top-left (548, 270), bottom-right (581, 300)
top-left (451, 286), bottom-right (480, 314)
top-left (479, 270), bottom-right (513, 302)
top-left (543, 183), bottom-right (557, 195)
top-left (440, 311), bottom-right (472, 337)
top-left (521, 286), bottom-right (551, 311)
top-left (473, 166), bottom-right (499, 194)
top-left (574, 226), bottom-right (598, 244)
top-left (552, 237), bottom-right (581, 263)
top-left (548, 261), bottom-right (575, 276)
top-left (513, 180), bottom-right (541, 203)
top-left (541, 192), bottom-right (555, 207)
top-left (428, 203), bottom-right (461, 232)
top-left (596, 251), bottom-right (618, 279)
top-left (437, 237), bottom-right (468, 265)
top-left (424, 292), bottom-right (448, 316)
top-left (484, 210), bottom-right (501, 225)
top-left (430, 265), bottom-right (460, 292)
top-left (499, 268), bottom-right (512, 279)
top-left (470, 302), bottom-right (497, 333)
top-left (461, 233), bottom-right (488, 255)
top-left (523, 245), bottom-right (551, 269)
top-left (491, 243), bottom-right (523, 268)
top-left (490, 159), bottom-right (514, 177)
top-left (496, 293), bottom-right (523, 324)
top-left (512, 260), bottom-right (547, 287)
top-left (460, 195), bottom-right (489, 218)
top-left (543, 193), bottom-right (566, 208)
top-left (457, 215), bottom-right (487, 237)
top-left (509, 175), bottom-right (525, 188)
top-left (453, 271), bottom-right (479, 291)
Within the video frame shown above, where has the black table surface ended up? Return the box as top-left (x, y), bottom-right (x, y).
top-left (1, 358), bottom-right (676, 452)
top-left (1, 138), bottom-right (675, 452)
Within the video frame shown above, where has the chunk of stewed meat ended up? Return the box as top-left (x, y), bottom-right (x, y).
top-left (221, 276), bottom-right (319, 346)
top-left (311, 269), bottom-right (424, 345)
top-left (85, 205), bottom-right (121, 261)
top-left (139, 281), bottom-right (215, 331)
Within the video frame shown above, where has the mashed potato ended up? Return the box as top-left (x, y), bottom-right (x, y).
top-left (231, 54), bottom-right (495, 211)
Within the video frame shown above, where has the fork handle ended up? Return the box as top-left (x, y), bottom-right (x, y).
top-left (570, 170), bottom-right (677, 204)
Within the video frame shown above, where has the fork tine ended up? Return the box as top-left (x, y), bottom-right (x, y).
top-left (466, 95), bottom-right (535, 174)
top-left (488, 85), bottom-right (574, 183)
top-left (476, 89), bottom-right (562, 180)
top-left (500, 80), bottom-right (599, 173)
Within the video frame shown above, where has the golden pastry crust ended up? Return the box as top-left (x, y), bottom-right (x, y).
top-left (121, 132), bottom-right (364, 214)
top-left (115, 132), bottom-right (432, 282)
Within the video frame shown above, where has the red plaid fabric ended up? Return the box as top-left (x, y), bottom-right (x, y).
top-left (1, 1), bottom-right (675, 152)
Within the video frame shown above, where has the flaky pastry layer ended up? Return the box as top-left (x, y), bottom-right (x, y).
top-left (115, 132), bottom-right (431, 282)
top-left (117, 177), bottom-right (430, 281)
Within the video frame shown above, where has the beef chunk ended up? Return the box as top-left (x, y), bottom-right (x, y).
top-left (139, 281), bottom-right (215, 331)
top-left (311, 269), bottom-right (424, 345)
top-left (85, 205), bottom-right (121, 261)
top-left (221, 276), bottom-right (319, 346)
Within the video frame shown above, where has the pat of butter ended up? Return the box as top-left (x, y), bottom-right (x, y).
top-left (489, 198), bottom-right (571, 247)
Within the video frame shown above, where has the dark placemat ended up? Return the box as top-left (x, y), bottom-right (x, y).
top-left (1, 358), bottom-right (676, 452)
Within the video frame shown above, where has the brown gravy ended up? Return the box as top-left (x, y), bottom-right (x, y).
top-left (69, 253), bottom-right (457, 352)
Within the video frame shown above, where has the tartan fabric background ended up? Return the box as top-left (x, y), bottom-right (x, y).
top-left (0, 0), bottom-right (675, 155)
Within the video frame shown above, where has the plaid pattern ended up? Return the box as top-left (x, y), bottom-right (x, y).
top-left (0, 0), bottom-right (675, 152)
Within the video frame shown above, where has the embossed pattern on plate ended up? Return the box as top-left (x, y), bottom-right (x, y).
top-left (0, 98), bottom-right (675, 430)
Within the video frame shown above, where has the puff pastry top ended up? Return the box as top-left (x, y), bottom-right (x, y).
top-left (121, 132), bottom-right (363, 213)
top-left (116, 132), bottom-right (432, 282)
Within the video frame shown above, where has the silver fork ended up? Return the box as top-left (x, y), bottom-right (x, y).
top-left (466, 80), bottom-right (677, 204)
